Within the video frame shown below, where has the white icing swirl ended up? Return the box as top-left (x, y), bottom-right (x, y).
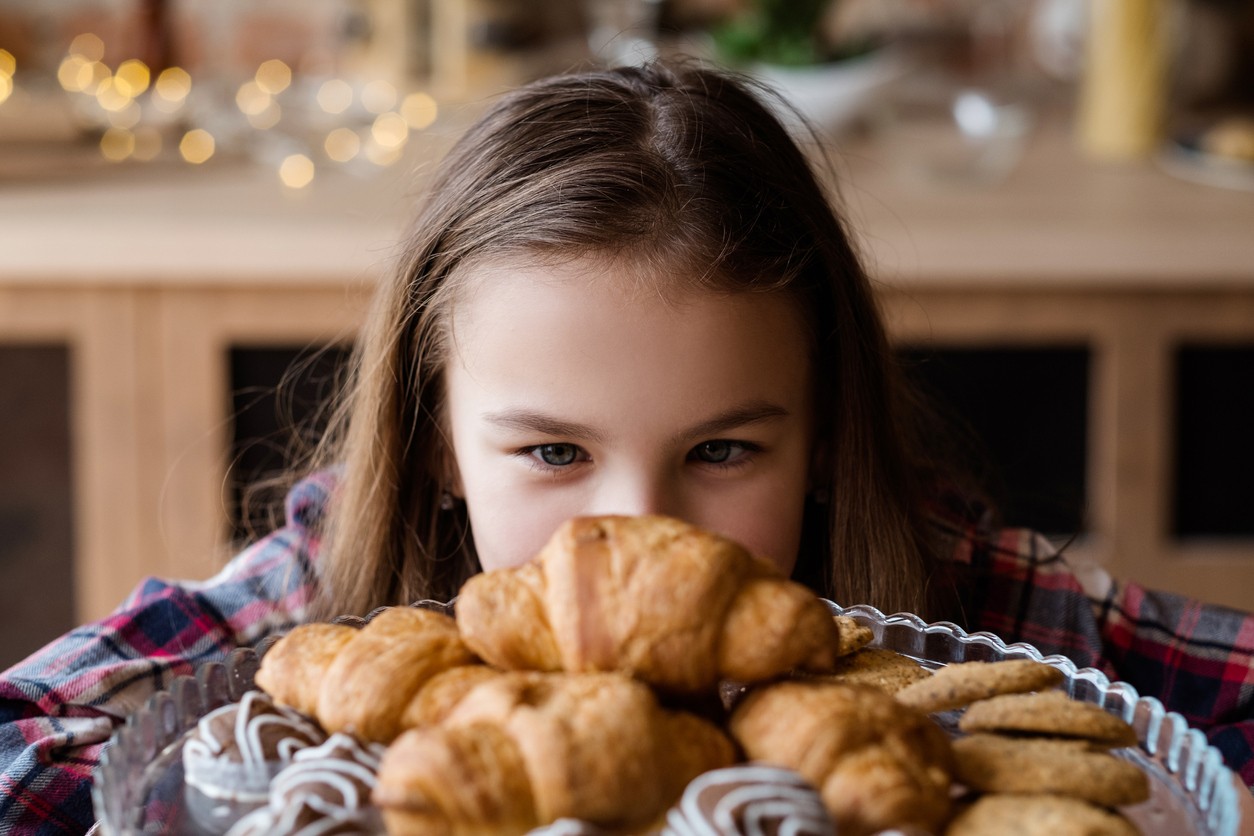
top-left (223, 733), bottom-right (387, 836)
top-left (183, 690), bottom-right (325, 800)
top-left (273, 733), bottom-right (387, 811)
top-left (662, 765), bottom-right (834, 836)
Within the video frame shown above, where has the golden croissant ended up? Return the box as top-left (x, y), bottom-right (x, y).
top-left (254, 607), bottom-right (494, 744)
top-left (729, 679), bottom-right (955, 836)
top-left (455, 515), bottom-right (842, 694)
top-left (373, 670), bottom-right (738, 835)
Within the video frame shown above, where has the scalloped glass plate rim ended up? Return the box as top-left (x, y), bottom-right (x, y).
top-left (92, 598), bottom-right (1243, 836)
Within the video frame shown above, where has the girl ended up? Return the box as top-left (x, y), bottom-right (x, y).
top-left (2, 59), bottom-right (1251, 834)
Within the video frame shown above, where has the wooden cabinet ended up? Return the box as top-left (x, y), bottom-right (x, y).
top-left (2, 115), bottom-right (1253, 627)
top-left (843, 117), bottom-right (1254, 611)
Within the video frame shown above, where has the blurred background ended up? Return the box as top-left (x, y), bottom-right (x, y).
top-left (1, 0), bottom-right (1252, 668)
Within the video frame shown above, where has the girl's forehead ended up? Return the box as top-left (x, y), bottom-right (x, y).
top-left (444, 255), bottom-right (811, 403)
top-left (449, 251), bottom-right (774, 318)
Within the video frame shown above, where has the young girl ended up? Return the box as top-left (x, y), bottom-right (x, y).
top-left (2, 59), bottom-right (1251, 834)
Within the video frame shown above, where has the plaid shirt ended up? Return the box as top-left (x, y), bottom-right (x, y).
top-left (2, 471), bottom-right (1251, 834)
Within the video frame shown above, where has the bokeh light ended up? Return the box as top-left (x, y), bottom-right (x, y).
top-left (153, 66), bottom-right (192, 112)
top-left (0, 49), bottom-right (15, 78)
top-left (401, 92), bottom-right (438, 130)
top-left (364, 137), bottom-right (403, 167)
top-left (114, 59), bottom-right (151, 97)
top-left (361, 79), bottom-right (396, 114)
top-left (100, 127), bottom-right (135, 162)
top-left (316, 78), bottom-right (353, 114)
top-left (235, 80), bottom-right (271, 116)
top-left (38, 31), bottom-right (446, 188)
top-left (95, 77), bottom-right (132, 112)
top-left (279, 154), bottom-right (315, 188)
top-left (370, 112), bottom-right (408, 149)
top-left (179, 129), bottom-right (215, 164)
top-left (255, 59), bottom-right (291, 95)
top-left (247, 102), bottom-right (282, 130)
top-left (69, 33), bottom-right (105, 62)
top-left (58, 56), bottom-right (109, 94)
top-left (107, 99), bottom-right (142, 129)
top-left (324, 127), bottom-right (361, 162)
top-left (0, 76), bottom-right (12, 107)
top-left (155, 67), bottom-right (192, 99)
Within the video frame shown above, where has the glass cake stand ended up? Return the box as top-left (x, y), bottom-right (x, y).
top-left (92, 600), bottom-right (1242, 835)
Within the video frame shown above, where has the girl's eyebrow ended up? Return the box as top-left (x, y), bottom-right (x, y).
top-left (482, 401), bottom-right (789, 444)
top-left (676, 401), bottom-right (790, 443)
top-left (482, 409), bottom-right (606, 443)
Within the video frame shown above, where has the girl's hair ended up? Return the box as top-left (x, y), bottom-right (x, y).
top-left (307, 58), bottom-right (962, 622)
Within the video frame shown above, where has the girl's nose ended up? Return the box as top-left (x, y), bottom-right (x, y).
top-left (590, 473), bottom-right (679, 519)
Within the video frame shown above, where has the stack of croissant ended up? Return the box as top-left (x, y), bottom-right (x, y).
top-left (254, 515), bottom-right (956, 835)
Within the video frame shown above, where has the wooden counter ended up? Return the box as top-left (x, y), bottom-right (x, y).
top-left (2, 110), bottom-right (1252, 619)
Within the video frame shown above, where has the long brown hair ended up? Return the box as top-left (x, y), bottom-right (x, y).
top-left (306, 59), bottom-right (954, 621)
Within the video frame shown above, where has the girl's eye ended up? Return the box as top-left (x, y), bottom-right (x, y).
top-left (689, 440), bottom-right (755, 466)
top-left (529, 443), bottom-right (584, 467)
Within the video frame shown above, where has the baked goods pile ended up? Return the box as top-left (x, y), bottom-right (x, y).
top-left (182, 514), bottom-right (1153, 835)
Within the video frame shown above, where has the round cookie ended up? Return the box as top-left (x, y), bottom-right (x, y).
top-left (952, 734), bottom-right (1150, 807)
top-left (957, 690), bottom-right (1139, 747)
top-left (831, 616), bottom-right (874, 657)
top-left (819, 648), bottom-right (932, 694)
top-left (895, 659), bottom-right (1065, 714)
top-left (947, 793), bottom-right (1140, 836)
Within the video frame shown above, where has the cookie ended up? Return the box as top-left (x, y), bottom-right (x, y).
top-left (946, 792), bottom-right (1140, 836)
top-left (832, 616), bottom-right (874, 657)
top-left (895, 659), bottom-right (1065, 714)
top-left (952, 734), bottom-right (1149, 806)
top-left (958, 690), bottom-right (1139, 748)
top-left (818, 648), bottom-right (932, 694)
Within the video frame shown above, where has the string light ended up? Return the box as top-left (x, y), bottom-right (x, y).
top-left (45, 32), bottom-right (444, 186)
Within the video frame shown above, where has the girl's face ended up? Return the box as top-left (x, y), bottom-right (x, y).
top-left (444, 256), bottom-right (815, 575)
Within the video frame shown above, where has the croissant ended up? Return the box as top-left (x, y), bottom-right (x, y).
top-left (373, 670), bottom-right (738, 835)
top-left (455, 515), bottom-right (841, 694)
top-left (255, 607), bottom-right (489, 744)
top-left (729, 679), bottom-right (955, 836)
